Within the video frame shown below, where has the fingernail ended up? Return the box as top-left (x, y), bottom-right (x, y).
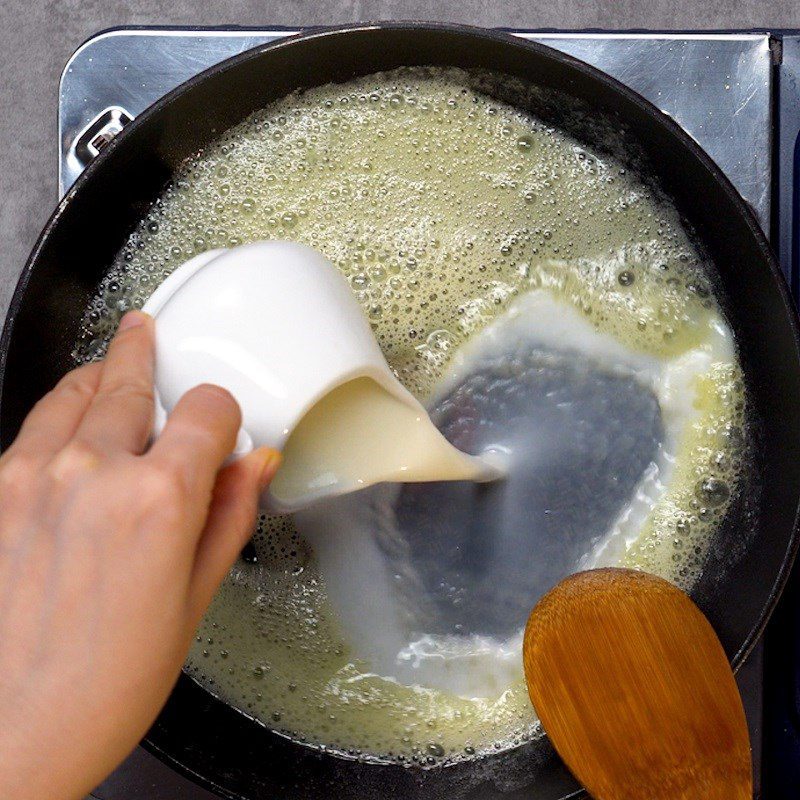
top-left (117, 310), bottom-right (151, 332)
top-left (258, 448), bottom-right (282, 489)
top-left (197, 383), bottom-right (237, 404)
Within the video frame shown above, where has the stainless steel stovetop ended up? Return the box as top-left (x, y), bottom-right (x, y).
top-left (60, 28), bottom-right (775, 223)
top-left (61, 27), bottom-right (796, 800)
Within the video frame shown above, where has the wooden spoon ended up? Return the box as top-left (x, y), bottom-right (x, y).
top-left (522, 567), bottom-right (751, 800)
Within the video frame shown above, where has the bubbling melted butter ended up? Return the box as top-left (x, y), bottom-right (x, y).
top-left (75, 66), bottom-right (749, 766)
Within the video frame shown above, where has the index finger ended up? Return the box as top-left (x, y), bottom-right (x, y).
top-left (146, 383), bottom-right (242, 509)
top-left (74, 311), bottom-right (155, 454)
top-left (5, 362), bottom-right (103, 459)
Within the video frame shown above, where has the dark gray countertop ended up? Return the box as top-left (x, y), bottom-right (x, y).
top-left (0, 4), bottom-right (794, 799)
top-left (1, 0), bottom-right (799, 323)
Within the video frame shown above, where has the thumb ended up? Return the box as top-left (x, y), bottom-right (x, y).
top-left (187, 447), bottom-right (281, 622)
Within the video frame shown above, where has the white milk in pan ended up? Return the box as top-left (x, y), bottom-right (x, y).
top-left (75, 67), bottom-right (749, 764)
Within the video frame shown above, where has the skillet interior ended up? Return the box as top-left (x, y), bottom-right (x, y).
top-left (2, 23), bottom-right (800, 800)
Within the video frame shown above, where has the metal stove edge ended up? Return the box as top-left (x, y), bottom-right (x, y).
top-left (60, 25), bottom-right (800, 800)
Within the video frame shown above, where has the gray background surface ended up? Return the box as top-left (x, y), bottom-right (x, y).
top-left (1, 1), bottom-right (800, 322)
top-left (0, 4), bottom-right (790, 798)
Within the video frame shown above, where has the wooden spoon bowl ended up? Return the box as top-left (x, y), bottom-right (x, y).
top-left (523, 568), bottom-right (751, 800)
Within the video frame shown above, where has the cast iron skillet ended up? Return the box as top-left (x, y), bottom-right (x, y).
top-left (2, 22), bottom-right (800, 800)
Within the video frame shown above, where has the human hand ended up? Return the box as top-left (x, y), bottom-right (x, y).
top-left (0, 311), bottom-right (280, 800)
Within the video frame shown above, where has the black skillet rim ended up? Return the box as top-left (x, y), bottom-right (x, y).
top-left (2, 20), bottom-right (799, 800)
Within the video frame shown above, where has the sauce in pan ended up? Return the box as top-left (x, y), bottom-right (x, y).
top-left (76, 67), bottom-right (748, 766)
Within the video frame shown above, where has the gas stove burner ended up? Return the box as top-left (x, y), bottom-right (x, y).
top-left (60, 26), bottom-right (800, 800)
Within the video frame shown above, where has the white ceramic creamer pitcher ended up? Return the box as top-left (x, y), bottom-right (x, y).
top-left (143, 241), bottom-right (500, 513)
